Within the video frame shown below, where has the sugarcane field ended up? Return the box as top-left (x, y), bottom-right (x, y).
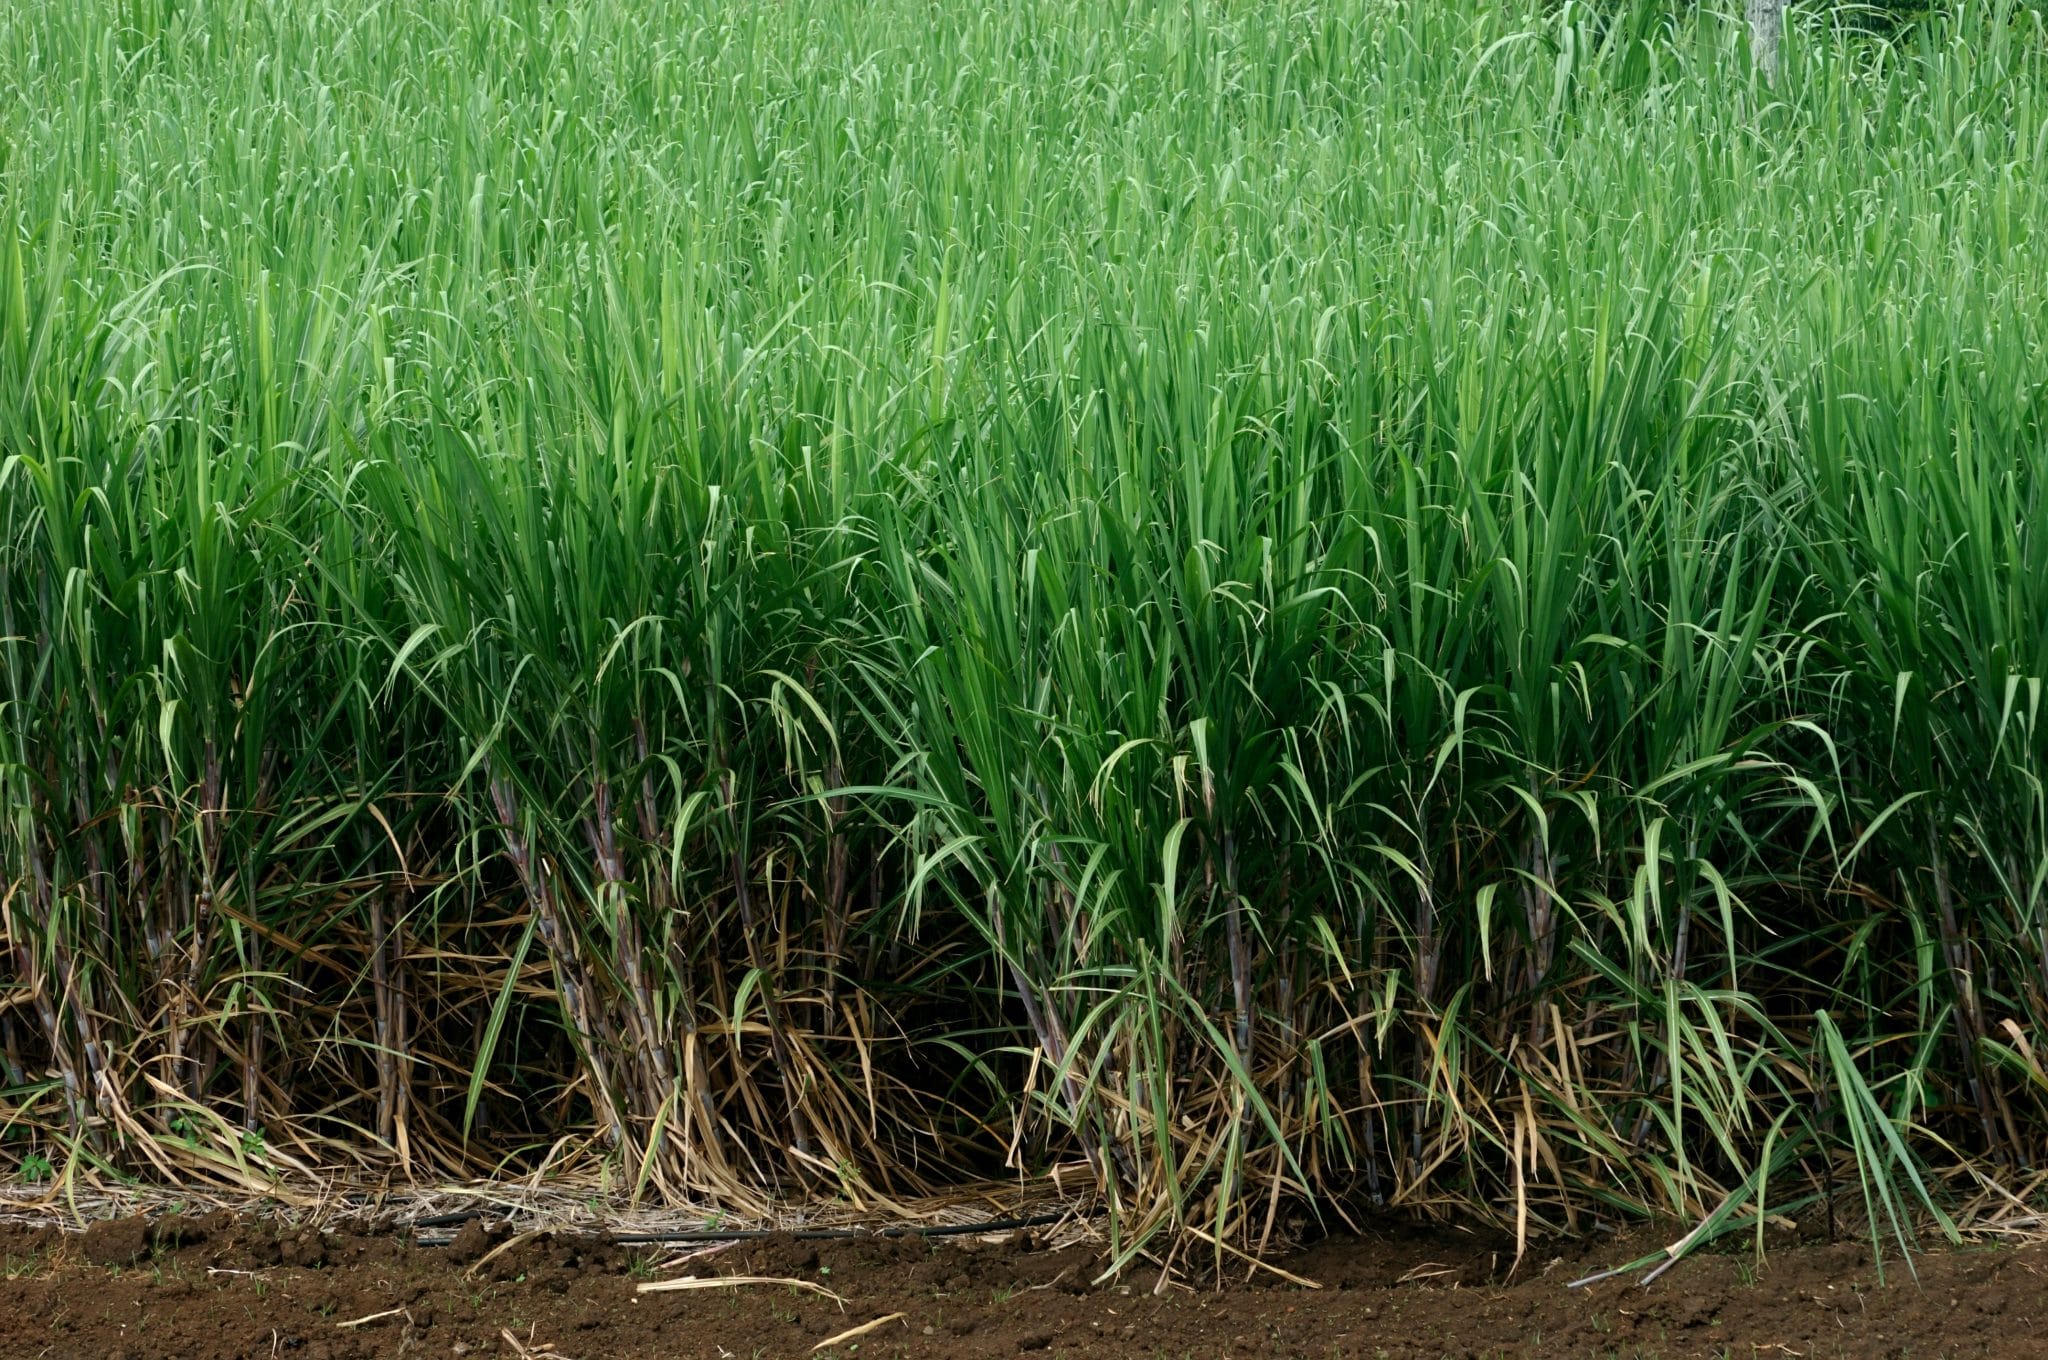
top-left (4, 1), bottom-right (2048, 1356)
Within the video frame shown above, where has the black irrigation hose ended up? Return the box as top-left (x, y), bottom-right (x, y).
top-left (606, 1211), bottom-right (1083, 1247)
top-left (411, 1208), bottom-right (1083, 1248)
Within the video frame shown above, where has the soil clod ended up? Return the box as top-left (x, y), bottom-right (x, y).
top-left (78, 1217), bottom-right (149, 1267)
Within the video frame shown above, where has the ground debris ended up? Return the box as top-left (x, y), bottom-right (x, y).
top-left (5, 1212), bottom-right (2047, 1358)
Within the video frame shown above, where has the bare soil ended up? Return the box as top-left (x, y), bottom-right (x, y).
top-left (0, 1211), bottom-right (2041, 1359)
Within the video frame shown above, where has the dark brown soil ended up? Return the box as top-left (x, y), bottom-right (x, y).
top-left (1, 1211), bottom-right (2041, 1359)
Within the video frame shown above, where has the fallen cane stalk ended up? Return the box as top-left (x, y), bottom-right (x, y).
top-left (499, 1325), bottom-right (573, 1358)
top-left (335, 1306), bottom-right (410, 1330)
top-left (1184, 1225), bottom-right (1322, 1290)
top-left (467, 1229), bottom-right (543, 1280)
top-left (652, 1240), bottom-right (739, 1273)
top-left (1566, 1250), bottom-right (1667, 1290)
top-left (636, 1274), bottom-right (847, 1308)
top-left (810, 1312), bottom-right (907, 1352)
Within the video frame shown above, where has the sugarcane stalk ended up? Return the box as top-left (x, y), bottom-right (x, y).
top-left (12, 826), bottom-right (88, 1137)
top-left (585, 777), bottom-right (669, 1132)
top-left (1221, 834), bottom-right (1254, 1072)
top-left (490, 771), bottom-right (633, 1157)
top-left (0, 1011), bottom-right (24, 1089)
top-left (1630, 835), bottom-right (1697, 1150)
top-left (166, 743), bottom-right (224, 1104)
top-left (821, 756), bottom-right (851, 1029)
top-left (1929, 830), bottom-right (2010, 1163)
top-left (717, 767), bottom-right (816, 1172)
top-left (370, 888), bottom-right (397, 1145)
top-left (633, 727), bottom-right (699, 1179)
top-left (1409, 801), bottom-right (1439, 1177)
top-left (242, 931), bottom-right (264, 1133)
top-left (388, 886), bottom-right (412, 1163)
top-left (998, 905), bottom-right (1109, 1190)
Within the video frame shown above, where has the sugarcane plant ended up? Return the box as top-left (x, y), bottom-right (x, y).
top-left (2, 0), bottom-right (2045, 1272)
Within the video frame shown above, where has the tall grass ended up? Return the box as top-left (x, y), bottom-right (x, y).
top-left (3, 0), bottom-right (2045, 1264)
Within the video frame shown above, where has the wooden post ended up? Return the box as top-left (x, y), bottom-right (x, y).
top-left (1748, 0), bottom-right (1784, 86)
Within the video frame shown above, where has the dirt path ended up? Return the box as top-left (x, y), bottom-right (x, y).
top-left (0, 1212), bottom-right (2041, 1359)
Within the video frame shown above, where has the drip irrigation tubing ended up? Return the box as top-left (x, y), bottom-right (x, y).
top-left (408, 1208), bottom-right (1087, 1248)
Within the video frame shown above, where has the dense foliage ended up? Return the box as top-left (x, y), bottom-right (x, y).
top-left (3, 0), bottom-right (2044, 1267)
